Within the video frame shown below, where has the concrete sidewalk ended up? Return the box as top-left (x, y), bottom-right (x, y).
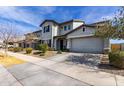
top-left (0, 64), bottom-right (22, 86)
top-left (1, 50), bottom-right (124, 86)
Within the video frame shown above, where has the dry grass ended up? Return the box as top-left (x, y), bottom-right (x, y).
top-left (31, 50), bottom-right (67, 59)
top-left (31, 51), bottom-right (58, 59)
top-left (0, 53), bottom-right (25, 67)
top-left (41, 51), bottom-right (57, 58)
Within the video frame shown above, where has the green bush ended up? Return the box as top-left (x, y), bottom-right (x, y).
top-left (25, 48), bottom-right (33, 54)
top-left (37, 44), bottom-right (42, 51)
top-left (37, 44), bottom-right (48, 53)
top-left (13, 47), bottom-right (22, 52)
top-left (109, 51), bottom-right (124, 68)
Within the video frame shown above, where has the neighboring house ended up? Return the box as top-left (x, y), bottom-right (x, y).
top-left (90, 20), bottom-right (109, 26)
top-left (19, 30), bottom-right (42, 49)
top-left (7, 36), bottom-right (25, 48)
top-left (39, 19), bottom-right (110, 53)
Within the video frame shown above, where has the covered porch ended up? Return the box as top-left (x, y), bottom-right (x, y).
top-left (54, 35), bottom-right (67, 50)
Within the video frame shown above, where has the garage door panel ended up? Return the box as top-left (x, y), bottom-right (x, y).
top-left (70, 38), bottom-right (104, 53)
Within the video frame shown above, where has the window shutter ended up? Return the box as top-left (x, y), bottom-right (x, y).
top-left (47, 25), bottom-right (50, 32)
top-left (44, 27), bottom-right (45, 33)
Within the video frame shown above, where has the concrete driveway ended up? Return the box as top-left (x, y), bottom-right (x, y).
top-left (1, 50), bottom-right (124, 86)
top-left (6, 62), bottom-right (88, 86)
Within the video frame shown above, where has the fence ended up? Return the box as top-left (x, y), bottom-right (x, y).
top-left (111, 44), bottom-right (124, 51)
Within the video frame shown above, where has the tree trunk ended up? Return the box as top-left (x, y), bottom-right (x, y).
top-left (4, 43), bottom-right (8, 57)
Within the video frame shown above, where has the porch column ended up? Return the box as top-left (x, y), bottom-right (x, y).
top-left (67, 39), bottom-right (71, 50)
top-left (54, 38), bottom-right (57, 50)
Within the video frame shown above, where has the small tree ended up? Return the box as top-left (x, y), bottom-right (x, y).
top-left (0, 22), bottom-right (17, 56)
top-left (113, 6), bottom-right (124, 39)
top-left (95, 7), bottom-right (124, 40)
top-left (95, 21), bottom-right (117, 39)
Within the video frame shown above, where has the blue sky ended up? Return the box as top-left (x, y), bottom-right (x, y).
top-left (0, 6), bottom-right (123, 43)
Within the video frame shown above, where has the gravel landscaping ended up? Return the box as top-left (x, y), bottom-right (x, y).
top-left (64, 53), bottom-right (102, 69)
top-left (60, 53), bottom-right (124, 77)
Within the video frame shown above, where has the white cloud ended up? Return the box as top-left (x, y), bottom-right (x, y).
top-left (38, 6), bottom-right (56, 14)
top-left (79, 7), bottom-right (117, 23)
top-left (0, 6), bottom-right (56, 34)
top-left (97, 14), bottom-right (115, 22)
top-left (0, 6), bottom-right (56, 26)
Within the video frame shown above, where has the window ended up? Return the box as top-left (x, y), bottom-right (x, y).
top-left (83, 27), bottom-right (85, 32)
top-left (64, 26), bottom-right (67, 31)
top-left (43, 25), bottom-right (50, 33)
top-left (46, 25), bottom-right (50, 32)
top-left (68, 25), bottom-right (71, 30)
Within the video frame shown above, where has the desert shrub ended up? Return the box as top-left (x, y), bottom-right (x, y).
top-left (25, 48), bottom-right (33, 54)
top-left (37, 44), bottom-right (48, 53)
top-left (37, 44), bottom-right (42, 51)
top-left (48, 47), bottom-right (54, 51)
top-left (13, 47), bottom-right (22, 52)
top-left (57, 50), bottom-right (62, 54)
top-left (8, 48), bottom-right (14, 51)
top-left (109, 51), bottom-right (124, 68)
top-left (20, 47), bottom-right (23, 51)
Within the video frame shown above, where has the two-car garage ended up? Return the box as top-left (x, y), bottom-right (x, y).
top-left (70, 37), bottom-right (104, 53)
top-left (65, 25), bottom-right (107, 53)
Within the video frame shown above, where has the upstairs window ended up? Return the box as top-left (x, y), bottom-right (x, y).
top-left (83, 27), bottom-right (85, 32)
top-left (43, 25), bottom-right (50, 33)
top-left (46, 25), bottom-right (50, 32)
top-left (64, 26), bottom-right (67, 31)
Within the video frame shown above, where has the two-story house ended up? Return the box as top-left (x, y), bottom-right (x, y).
top-left (39, 19), bottom-right (110, 53)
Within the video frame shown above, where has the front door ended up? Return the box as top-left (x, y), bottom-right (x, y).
top-left (60, 40), bottom-right (63, 50)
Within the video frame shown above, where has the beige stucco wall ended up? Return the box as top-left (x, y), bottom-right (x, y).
top-left (67, 26), bottom-right (95, 39)
top-left (59, 21), bottom-right (84, 36)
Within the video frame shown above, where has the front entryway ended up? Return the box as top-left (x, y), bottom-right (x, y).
top-left (56, 38), bottom-right (67, 50)
top-left (60, 40), bottom-right (63, 50)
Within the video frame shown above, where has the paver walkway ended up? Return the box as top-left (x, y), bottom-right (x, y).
top-left (1, 50), bottom-right (124, 86)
